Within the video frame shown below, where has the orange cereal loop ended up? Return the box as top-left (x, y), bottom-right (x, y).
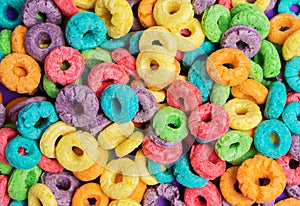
top-left (72, 183), bottom-right (109, 206)
top-left (220, 166), bottom-right (255, 206)
top-left (138, 0), bottom-right (158, 28)
top-left (231, 79), bottom-right (268, 104)
top-left (240, 127), bottom-right (256, 137)
top-left (268, 14), bottom-right (300, 45)
top-left (0, 92), bottom-right (2, 104)
top-left (0, 53), bottom-right (41, 95)
top-left (73, 163), bottom-right (105, 181)
top-left (274, 198), bottom-right (300, 206)
top-left (11, 25), bottom-right (28, 54)
top-left (5, 97), bottom-right (29, 122)
top-left (236, 155), bottom-right (286, 203)
top-left (128, 180), bottom-right (147, 203)
top-left (206, 48), bottom-right (251, 86)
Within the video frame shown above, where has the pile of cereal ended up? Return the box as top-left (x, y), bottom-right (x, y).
top-left (0, 0), bottom-right (300, 205)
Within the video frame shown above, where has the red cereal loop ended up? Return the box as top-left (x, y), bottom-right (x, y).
top-left (0, 128), bottom-right (19, 165)
top-left (276, 154), bottom-right (300, 186)
top-left (38, 155), bottom-right (64, 173)
top-left (0, 175), bottom-right (10, 205)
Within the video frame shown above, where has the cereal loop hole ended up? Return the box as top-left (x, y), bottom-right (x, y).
top-left (83, 30), bottom-right (93, 40)
top-left (236, 40), bottom-right (248, 50)
top-left (208, 152), bottom-right (219, 164)
top-left (158, 198), bottom-right (172, 206)
top-left (258, 178), bottom-right (270, 186)
top-left (269, 133), bottom-right (279, 144)
top-left (223, 63), bottom-right (235, 69)
top-left (166, 2), bottom-right (180, 15)
top-left (198, 196), bottom-right (207, 204)
top-left (234, 181), bottom-right (242, 193)
top-left (34, 117), bottom-right (48, 128)
top-left (72, 146), bottom-right (84, 156)
top-left (115, 173), bottom-right (123, 183)
top-left (60, 60), bottom-right (71, 71)
top-left (35, 12), bottom-right (46, 22)
top-left (150, 60), bottom-right (159, 70)
top-left (88, 198), bottom-right (97, 205)
top-left (18, 146), bottom-right (27, 155)
top-left (236, 108), bottom-right (248, 115)
top-left (180, 28), bottom-right (192, 37)
top-left (39, 34), bottom-right (51, 49)
top-left (72, 101), bottom-right (84, 114)
top-left (290, 4), bottom-right (300, 15)
top-left (280, 26), bottom-right (290, 32)
top-left (246, 0), bottom-right (256, 3)
top-left (6, 6), bottom-right (18, 20)
top-left (229, 142), bottom-right (240, 149)
top-left (289, 159), bottom-right (300, 169)
top-left (152, 40), bottom-right (162, 46)
top-left (13, 66), bottom-right (27, 77)
top-left (113, 97), bottom-right (122, 114)
top-left (56, 177), bottom-right (71, 191)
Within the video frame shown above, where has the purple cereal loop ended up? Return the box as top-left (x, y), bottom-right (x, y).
top-left (286, 184), bottom-right (300, 200)
top-left (148, 127), bottom-right (181, 148)
top-left (265, 0), bottom-right (277, 13)
top-left (222, 199), bottom-right (232, 206)
top-left (0, 104), bottom-right (6, 127)
top-left (21, 0), bottom-right (62, 28)
top-left (127, 0), bottom-right (144, 31)
top-left (192, 0), bottom-right (216, 15)
top-left (143, 188), bottom-right (160, 206)
top-left (257, 199), bottom-right (276, 205)
top-left (289, 134), bottom-right (300, 162)
top-left (156, 183), bottom-right (180, 201)
top-left (9, 96), bottom-right (47, 123)
top-left (55, 84), bottom-right (99, 128)
top-left (80, 113), bottom-right (112, 137)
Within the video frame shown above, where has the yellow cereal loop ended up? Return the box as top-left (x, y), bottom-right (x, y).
top-left (98, 121), bottom-right (134, 150)
top-left (224, 98), bottom-right (262, 130)
top-left (109, 198), bottom-right (142, 206)
top-left (100, 158), bottom-right (139, 199)
top-left (115, 131), bottom-right (144, 157)
top-left (56, 131), bottom-right (97, 172)
top-left (136, 51), bottom-right (180, 91)
top-left (147, 89), bottom-right (166, 103)
top-left (135, 149), bottom-right (158, 185)
top-left (39, 121), bottom-right (76, 158)
top-left (169, 18), bottom-right (205, 52)
top-left (232, 0), bottom-right (270, 11)
top-left (282, 29), bottom-right (300, 61)
top-left (73, 0), bottom-right (96, 9)
top-left (95, 0), bottom-right (133, 38)
top-left (139, 26), bottom-right (177, 57)
top-left (157, 103), bottom-right (168, 109)
top-left (177, 75), bottom-right (187, 81)
top-left (274, 198), bottom-right (300, 206)
top-left (153, 0), bottom-right (194, 30)
top-left (28, 183), bottom-right (57, 206)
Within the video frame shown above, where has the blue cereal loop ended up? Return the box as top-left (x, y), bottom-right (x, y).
top-left (100, 84), bottom-right (139, 123)
top-left (284, 56), bottom-right (300, 92)
top-left (148, 159), bottom-right (175, 184)
top-left (16, 101), bottom-right (59, 140)
top-left (5, 136), bottom-right (42, 170)
top-left (264, 81), bottom-right (287, 119)
top-left (254, 119), bottom-right (292, 158)
top-left (183, 39), bottom-right (216, 68)
top-left (10, 201), bottom-right (28, 206)
top-left (0, 0), bottom-right (26, 29)
top-left (100, 32), bottom-right (131, 51)
top-left (278, 0), bottom-right (300, 18)
top-left (282, 101), bottom-right (300, 135)
top-left (66, 12), bottom-right (107, 50)
top-left (173, 155), bottom-right (208, 188)
top-left (129, 31), bottom-right (143, 56)
top-left (188, 60), bottom-right (214, 103)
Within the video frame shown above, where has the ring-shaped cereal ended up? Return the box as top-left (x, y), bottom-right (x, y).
top-left (0, 0), bottom-right (25, 29)
top-left (72, 183), bottom-right (109, 206)
top-left (11, 25), bottom-right (28, 54)
top-left (73, 163), bottom-right (104, 181)
top-left (254, 120), bottom-right (292, 158)
top-left (278, 0), bottom-right (300, 18)
top-left (139, 26), bottom-right (177, 56)
top-left (232, 0), bottom-right (270, 11)
top-left (231, 79), bottom-right (269, 105)
top-left (275, 198), bottom-right (300, 206)
top-left (153, 0), bottom-right (194, 30)
top-left (169, 18), bottom-right (205, 52)
top-left (224, 98), bottom-right (262, 130)
top-left (276, 154), bottom-right (300, 186)
top-left (44, 46), bottom-right (85, 86)
top-left (95, 0), bottom-right (133, 38)
top-left (0, 128), bottom-right (18, 165)
top-left (237, 155), bottom-right (286, 203)
top-left (284, 56), bottom-right (300, 93)
top-left (283, 29), bottom-right (300, 61)
top-left (28, 183), bottom-right (57, 206)
top-left (40, 121), bottom-right (76, 158)
top-left (147, 159), bottom-right (175, 183)
top-left (136, 51), bottom-right (180, 90)
top-left (5, 136), bottom-right (42, 170)
top-left (73, 0), bottom-right (96, 9)
top-left (100, 158), bottom-right (139, 199)
top-left (38, 155), bottom-right (64, 173)
top-left (268, 14), bottom-right (300, 45)
top-left (220, 166), bottom-right (255, 206)
top-left (0, 30), bottom-right (12, 57)
top-left (66, 12), bottom-right (107, 50)
top-left (0, 175), bottom-right (10, 205)
top-left (206, 48), bottom-right (251, 86)
top-left (56, 131), bottom-right (98, 172)
top-left (53, 0), bottom-right (78, 17)
top-left (138, 0), bottom-right (157, 28)
top-left (201, 4), bottom-right (231, 43)
top-left (282, 102), bottom-right (300, 135)
top-left (115, 131), bottom-right (143, 157)
top-left (0, 53), bottom-right (41, 94)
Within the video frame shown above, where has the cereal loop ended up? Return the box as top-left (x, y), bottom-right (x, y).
top-left (232, 0), bottom-right (270, 11)
top-left (138, 0), bottom-right (157, 28)
top-left (11, 25), bottom-right (28, 54)
top-left (27, 183), bottom-right (57, 206)
top-left (283, 29), bottom-right (300, 61)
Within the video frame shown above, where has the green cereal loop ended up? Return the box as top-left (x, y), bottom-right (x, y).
top-left (0, 162), bottom-right (14, 175)
top-left (249, 60), bottom-right (263, 83)
top-left (3, 123), bottom-right (17, 130)
top-left (254, 39), bottom-right (281, 78)
top-left (229, 146), bottom-right (257, 165)
top-left (81, 48), bottom-right (112, 69)
top-left (0, 29), bottom-right (12, 57)
top-left (229, 9), bottom-right (270, 39)
top-left (152, 106), bottom-right (188, 142)
top-left (230, 3), bottom-right (261, 17)
top-left (215, 130), bottom-right (253, 161)
top-left (210, 83), bottom-right (231, 106)
top-left (8, 166), bottom-right (42, 200)
top-left (202, 4), bottom-right (231, 43)
top-left (261, 79), bottom-right (273, 88)
top-left (272, 42), bottom-right (282, 56)
top-left (43, 75), bottom-right (82, 98)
